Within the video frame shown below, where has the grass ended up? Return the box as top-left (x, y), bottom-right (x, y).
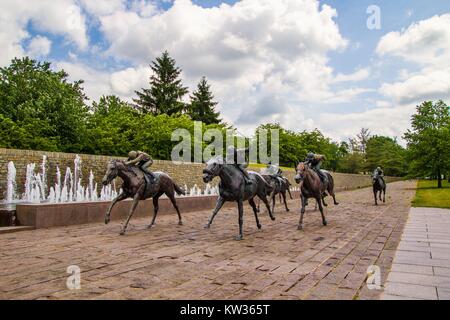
top-left (412, 180), bottom-right (450, 209)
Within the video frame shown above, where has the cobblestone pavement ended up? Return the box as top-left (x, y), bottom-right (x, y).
top-left (0, 180), bottom-right (416, 300)
top-left (382, 207), bottom-right (450, 300)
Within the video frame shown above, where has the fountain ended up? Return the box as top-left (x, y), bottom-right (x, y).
top-left (4, 155), bottom-right (120, 205)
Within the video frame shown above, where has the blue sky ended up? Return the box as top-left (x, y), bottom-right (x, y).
top-left (1, 0), bottom-right (449, 142)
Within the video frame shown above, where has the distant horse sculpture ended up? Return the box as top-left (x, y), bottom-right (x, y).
top-left (294, 162), bottom-right (338, 230)
top-left (202, 156), bottom-right (275, 240)
top-left (102, 160), bottom-right (185, 235)
top-left (372, 174), bottom-right (386, 205)
top-left (259, 174), bottom-right (293, 213)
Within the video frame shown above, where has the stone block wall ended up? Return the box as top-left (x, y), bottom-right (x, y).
top-left (0, 148), bottom-right (401, 200)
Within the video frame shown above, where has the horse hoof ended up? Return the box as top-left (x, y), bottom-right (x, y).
top-left (257, 224), bottom-right (262, 229)
top-left (119, 230), bottom-right (125, 235)
top-left (178, 221), bottom-right (183, 226)
top-left (104, 217), bottom-right (110, 224)
top-left (270, 216), bottom-right (276, 221)
top-left (323, 221), bottom-right (327, 226)
top-left (297, 225), bottom-right (303, 230)
top-left (286, 209), bottom-right (290, 212)
top-left (334, 202), bottom-right (339, 205)
top-left (147, 225), bottom-right (152, 229)
top-left (204, 224), bottom-right (211, 229)
top-left (235, 235), bottom-right (244, 241)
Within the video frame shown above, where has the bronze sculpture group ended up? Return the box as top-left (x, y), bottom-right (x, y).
top-left (102, 149), bottom-right (386, 240)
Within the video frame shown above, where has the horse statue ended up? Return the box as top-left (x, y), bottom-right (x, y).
top-left (259, 168), bottom-right (293, 213)
top-left (372, 173), bottom-right (386, 205)
top-left (102, 159), bottom-right (185, 235)
top-left (294, 162), bottom-right (339, 230)
top-left (202, 156), bottom-right (275, 240)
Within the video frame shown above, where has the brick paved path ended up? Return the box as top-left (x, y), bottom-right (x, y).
top-left (382, 207), bottom-right (450, 300)
top-left (0, 180), bottom-right (415, 300)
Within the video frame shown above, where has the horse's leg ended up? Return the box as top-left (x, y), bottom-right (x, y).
top-left (248, 198), bottom-right (261, 229)
top-left (281, 191), bottom-right (289, 212)
top-left (147, 192), bottom-right (163, 229)
top-left (167, 190), bottom-right (183, 225)
top-left (104, 192), bottom-right (127, 224)
top-left (205, 196), bottom-right (225, 229)
top-left (271, 192), bottom-right (276, 214)
top-left (328, 187), bottom-right (339, 205)
top-left (321, 193), bottom-right (328, 206)
top-left (383, 187), bottom-right (386, 203)
top-left (373, 188), bottom-right (378, 206)
top-left (260, 194), bottom-right (275, 221)
top-left (298, 194), bottom-right (306, 230)
top-left (236, 198), bottom-right (244, 241)
top-left (317, 195), bottom-right (327, 226)
top-left (120, 193), bottom-right (140, 235)
top-left (287, 187), bottom-right (293, 200)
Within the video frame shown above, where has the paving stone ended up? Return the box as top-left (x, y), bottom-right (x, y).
top-left (383, 282), bottom-right (438, 300)
top-left (0, 181), bottom-right (416, 300)
top-left (390, 263), bottom-right (433, 275)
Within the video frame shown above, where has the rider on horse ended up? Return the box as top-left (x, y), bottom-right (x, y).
top-left (304, 152), bottom-right (327, 183)
top-left (227, 146), bottom-right (252, 185)
top-left (373, 166), bottom-right (385, 184)
top-left (266, 162), bottom-right (284, 187)
top-left (126, 150), bottom-right (155, 182)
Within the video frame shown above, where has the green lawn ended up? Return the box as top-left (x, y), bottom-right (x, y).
top-left (412, 180), bottom-right (450, 209)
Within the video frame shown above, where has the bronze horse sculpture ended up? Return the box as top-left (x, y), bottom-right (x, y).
top-left (294, 162), bottom-right (339, 230)
top-left (202, 156), bottom-right (275, 240)
top-left (372, 174), bottom-right (386, 205)
top-left (259, 174), bottom-right (293, 213)
top-left (102, 160), bottom-right (185, 235)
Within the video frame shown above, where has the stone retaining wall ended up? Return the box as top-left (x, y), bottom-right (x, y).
top-left (0, 148), bottom-right (401, 200)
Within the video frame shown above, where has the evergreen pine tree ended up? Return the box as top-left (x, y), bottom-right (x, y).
top-left (133, 51), bottom-right (188, 115)
top-left (188, 76), bottom-right (221, 124)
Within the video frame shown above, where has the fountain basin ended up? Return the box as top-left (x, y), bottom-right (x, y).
top-left (17, 196), bottom-right (226, 229)
top-left (16, 192), bottom-right (301, 229)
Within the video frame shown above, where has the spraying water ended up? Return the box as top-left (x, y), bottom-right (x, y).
top-left (6, 161), bottom-right (17, 203)
top-left (4, 154), bottom-right (218, 204)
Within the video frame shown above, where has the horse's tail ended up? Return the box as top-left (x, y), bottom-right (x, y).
top-left (173, 182), bottom-right (185, 195)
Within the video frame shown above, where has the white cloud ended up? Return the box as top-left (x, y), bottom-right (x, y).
top-left (0, 0), bottom-right (88, 66)
top-left (333, 68), bottom-right (370, 83)
top-left (319, 104), bottom-right (415, 143)
top-left (91, 0), bottom-right (358, 132)
top-left (376, 13), bottom-right (450, 66)
top-left (27, 36), bottom-right (52, 58)
top-left (377, 14), bottom-right (450, 104)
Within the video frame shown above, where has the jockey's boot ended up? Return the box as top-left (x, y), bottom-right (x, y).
top-left (141, 166), bottom-right (155, 183)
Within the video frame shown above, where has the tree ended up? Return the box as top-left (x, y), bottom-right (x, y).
top-left (403, 100), bottom-right (450, 188)
top-left (365, 135), bottom-right (407, 176)
top-left (133, 51), bottom-right (188, 115)
top-left (84, 95), bottom-right (140, 156)
top-left (0, 57), bottom-right (89, 152)
top-left (187, 77), bottom-right (221, 124)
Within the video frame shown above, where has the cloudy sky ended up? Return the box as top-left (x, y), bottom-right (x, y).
top-left (1, 0), bottom-right (449, 142)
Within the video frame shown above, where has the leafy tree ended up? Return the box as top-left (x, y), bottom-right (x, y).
top-left (365, 135), bottom-right (407, 176)
top-left (403, 100), bottom-right (450, 188)
top-left (0, 57), bottom-right (88, 152)
top-left (187, 77), bottom-right (221, 124)
top-left (134, 51), bottom-right (188, 115)
top-left (339, 152), bottom-right (365, 174)
top-left (84, 95), bottom-right (140, 156)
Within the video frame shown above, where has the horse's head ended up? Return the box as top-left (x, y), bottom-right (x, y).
top-left (102, 159), bottom-right (122, 185)
top-left (203, 156), bottom-right (224, 183)
top-left (294, 162), bottom-right (307, 184)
